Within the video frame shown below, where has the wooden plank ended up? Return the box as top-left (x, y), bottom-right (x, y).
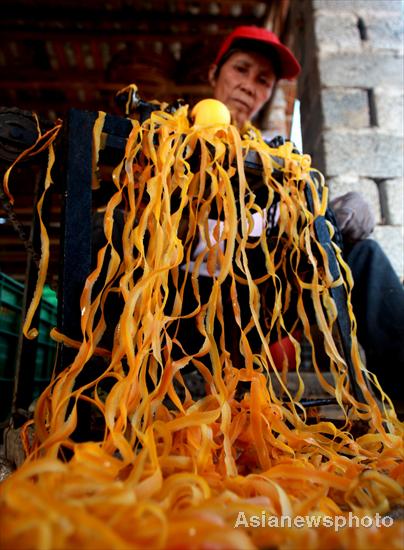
top-left (58, 108), bottom-right (96, 360)
top-left (0, 28), bottom-right (237, 42)
top-left (51, 41), bottom-right (69, 72)
top-left (90, 40), bottom-right (104, 72)
top-left (71, 41), bottom-right (86, 72)
top-left (0, 11), bottom-right (260, 30)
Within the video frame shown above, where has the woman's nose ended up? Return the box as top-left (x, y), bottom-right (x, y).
top-left (239, 75), bottom-right (256, 96)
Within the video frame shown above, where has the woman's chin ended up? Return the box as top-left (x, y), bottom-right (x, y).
top-left (229, 110), bottom-right (249, 129)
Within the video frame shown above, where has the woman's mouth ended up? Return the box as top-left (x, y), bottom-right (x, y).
top-left (229, 98), bottom-right (251, 111)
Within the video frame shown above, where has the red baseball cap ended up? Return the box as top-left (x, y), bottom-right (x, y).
top-left (214, 26), bottom-right (301, 79)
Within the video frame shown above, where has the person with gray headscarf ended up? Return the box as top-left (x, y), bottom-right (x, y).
top-left (208, 26), bottom-right (404, 398)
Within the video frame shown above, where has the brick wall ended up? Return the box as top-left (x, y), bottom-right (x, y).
top-left (290, 0), bottom-right (403, 279)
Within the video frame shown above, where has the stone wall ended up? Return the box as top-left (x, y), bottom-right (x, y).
top-left (290, 0), bottom-right (403, 279)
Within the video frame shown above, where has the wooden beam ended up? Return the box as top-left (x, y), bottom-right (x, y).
top-left (0, 3), bottom-right (268, 25)
top-left (0, 80), bottom-right (212, 95)
top-left (0, 20), bottom-right (256, 41)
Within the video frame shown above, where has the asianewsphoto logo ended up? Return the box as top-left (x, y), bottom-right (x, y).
top-left (234, 511), bottom-right (394, 532)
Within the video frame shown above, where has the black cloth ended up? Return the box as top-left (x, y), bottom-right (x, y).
top-left (346, 239), bottom-right (404, 399)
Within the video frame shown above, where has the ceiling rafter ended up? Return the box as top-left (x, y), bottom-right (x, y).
top-left (0, 0), bottom-right (292, 281)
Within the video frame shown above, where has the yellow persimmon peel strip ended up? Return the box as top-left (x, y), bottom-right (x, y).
top-left (1, 101), bottom-right (403, 550)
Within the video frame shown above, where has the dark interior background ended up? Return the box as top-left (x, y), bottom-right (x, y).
top-left (0, 0), bottom-right (294, 282)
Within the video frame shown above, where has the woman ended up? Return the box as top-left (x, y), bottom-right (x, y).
top-left (205, 25), bottom-right (404, 398)
top-left (208, 25), bottom-right (300, 130)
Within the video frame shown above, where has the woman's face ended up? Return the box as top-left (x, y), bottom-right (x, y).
top-left (209, 51), bottom-right (276, 128)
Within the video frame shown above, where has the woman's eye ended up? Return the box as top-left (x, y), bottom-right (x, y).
top-left (259, 77), bottom-right (272, 87)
